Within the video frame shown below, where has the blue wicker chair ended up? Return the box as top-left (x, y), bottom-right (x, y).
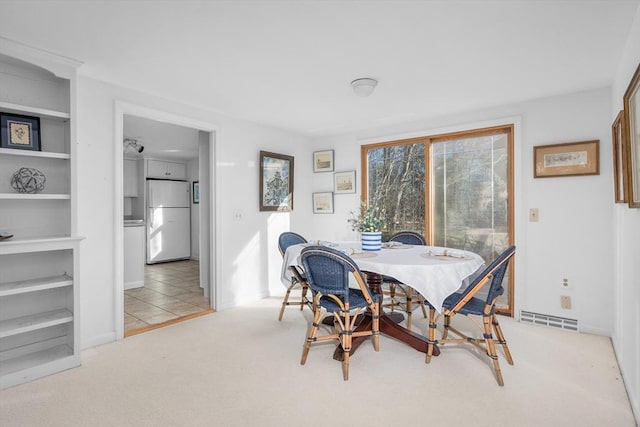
top-left (382, 231), bottom-right (428, 328)
top-left (425, 245), bottom-right (516, 386)
top-left (300, 245), bottom-right (380, 381)
top-left (277, 232), bottom-right (311, 321)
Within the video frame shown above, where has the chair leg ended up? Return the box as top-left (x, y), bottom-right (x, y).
top-left (278, 281), bottom-right (296, 321)
top-left (483, 315), bottom-right (504, 386)
top-left (300, 304), bottom-right (322, 365)
top-left (425, 307), bottom-right (438, 364)
top-left (442, 314), bottom-right (451, 340)
top-left (300, 284), bottom-right (309, 311)
top-left (405, 288), bottom-right (414, 329)
top-left (342, 349), bottom-right (350, 381)
top-left (371, 303), bottom-right (380, 352)
top-left (388, 283), bottom-right (397, 313)
top-left (418, 294), bottom-right (428, 318)
top-left (341, 311), bottom-right (351, 381)
top-left (492, 314), bottom-right (514, 365)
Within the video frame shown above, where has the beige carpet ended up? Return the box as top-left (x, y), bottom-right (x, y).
top-left (0, 297), bottom-right (636, 427)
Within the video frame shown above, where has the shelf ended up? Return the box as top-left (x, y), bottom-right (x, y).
top-left (0, 148), bottom-right (70, 159)
top-left (0, 344), bottom-right (73, 376)
top-left (0, 236), bottom-right (83, 255)
top-left (0, 44), bottom-right (79, 390)
top-left (0, 275), bottom-right (72, 297)
top-left (0, 101), bottom-right (70, 120)
top-left (0, 193), bottom-right (70, 200)
top-left (0, 309), bottom-right (73, 339)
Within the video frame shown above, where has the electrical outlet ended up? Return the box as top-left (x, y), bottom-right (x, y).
top-left (529, 208), bottom-right (539, 222)
top-left (233, 210), bottom-right (242, 221)
top-left (562, 278), bottom-right (569, 288)
top-left (560, 295), bottom-right (572, 309)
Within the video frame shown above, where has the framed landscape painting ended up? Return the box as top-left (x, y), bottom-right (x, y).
top-left (313, 149), bottom-right (334, 172)
top-left (259, 150), bottom-right (294, 211)
top-left (612, 110), bottom-right (627, 203)
top-left (312, 192), bottom-right (334, 213)
top-left (623, 62), bottom-right (640, 208)
top-left (334, 170), bottom-right (356, 194)
top-left (533, 140), bottom-right (599, 178)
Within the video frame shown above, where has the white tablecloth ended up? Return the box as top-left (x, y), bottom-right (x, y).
top-left (281, 241), bottom-right (485, 312)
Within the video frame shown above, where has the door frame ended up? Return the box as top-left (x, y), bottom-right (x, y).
top-left (113, 101), bottom-right (219, 340)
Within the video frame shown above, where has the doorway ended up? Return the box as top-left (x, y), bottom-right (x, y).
top-left (114, 103), bottom-right (218, 340)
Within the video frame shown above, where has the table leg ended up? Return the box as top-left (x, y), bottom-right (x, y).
top-left (332, 271), bottom-right (440, 361)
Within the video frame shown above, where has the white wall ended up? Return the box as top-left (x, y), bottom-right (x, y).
top-left (307, 87), bottom-right (614, 336)
top-left (75, 76), bottom-right (311, 348)
top-left (611, 5), bottom-right (640, 421)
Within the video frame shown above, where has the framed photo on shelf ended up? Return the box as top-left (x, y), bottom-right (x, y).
top-left (623, 62), bottom-right (640, 208)
top-left (334, 170), bottom-right (356, 194)
top-left (0, 112), bottom-right (41, 151)
top-left (312, 192), bottom-right (334, 214)
top-left (259, 150), bottom-right (294, 211)
top-left (192, 181), bottom-right (200, 204)
top-left (612, 110), bottom-right (627, 203)
top-left (533, 140), bottom-right (599, 178)
top-left (313, 149), bottom-right (334, 172)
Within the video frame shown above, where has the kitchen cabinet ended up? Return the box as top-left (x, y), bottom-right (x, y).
top-left (147, 159), bottom-right (186, 180)
top-left (0, 43), bottom-right (83, 389)
top-left (123, 223), bottom-right (145, 290)
top-left (124, 159), bottom-right (139, 197)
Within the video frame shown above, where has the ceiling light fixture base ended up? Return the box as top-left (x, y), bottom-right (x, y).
top-left (351, 78), bottom-right (378, 97)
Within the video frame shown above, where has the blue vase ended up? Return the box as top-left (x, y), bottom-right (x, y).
top-left (361, 231), bottom-right (382, 251)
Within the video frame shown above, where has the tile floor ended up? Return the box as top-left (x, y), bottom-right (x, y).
top-left (124, 260), bottom-right (210, 334)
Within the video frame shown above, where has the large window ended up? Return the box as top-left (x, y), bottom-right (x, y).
top-left (362, 125), bottom-right (514, 314)
top-left (366, 141), bottom-right (426, 237)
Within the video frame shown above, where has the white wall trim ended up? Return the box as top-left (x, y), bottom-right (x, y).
top-left (0, 36), bottom-right (82, 79)
top-left (81, 332), bottom-right (116, 349)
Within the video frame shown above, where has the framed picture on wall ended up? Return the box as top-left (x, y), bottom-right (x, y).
top-left (533, 140), bottom-right (599, 178)
top-left (192, 181), bottom-right (200, 204)
top-left (623, 62), bottom-right (640, 208)
top-left (313, 149), bottom-right (334, 172)
top-left (334, 170), bottom-right (356, 194)
top-left (259, 150), bottom-right (294, 211)
top-left (612, 110), bottom-right (627, 203)
top-left (312, 192), bottom-right (334, 213)
top-left (0, 112), bottom-right (41, 151)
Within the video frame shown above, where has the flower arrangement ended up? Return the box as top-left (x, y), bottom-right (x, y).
top-left (348, 202), bottom-right (386, 232)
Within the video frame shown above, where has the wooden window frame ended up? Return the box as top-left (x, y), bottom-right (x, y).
top-left (361, 125), bottom-right (515, 316)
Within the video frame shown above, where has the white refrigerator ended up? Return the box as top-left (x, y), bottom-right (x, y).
top-left (146, 180), bottom-right (191, 264)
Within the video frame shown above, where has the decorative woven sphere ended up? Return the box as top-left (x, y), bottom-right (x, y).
top-left (10, 167), bottom-right (46, 194)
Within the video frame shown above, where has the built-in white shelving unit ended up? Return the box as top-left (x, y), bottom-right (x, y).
top-left (0, 43), bottom-right (83, 389)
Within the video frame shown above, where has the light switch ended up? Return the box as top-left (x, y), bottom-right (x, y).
top-left (529, 208), bottom-right (539, 222)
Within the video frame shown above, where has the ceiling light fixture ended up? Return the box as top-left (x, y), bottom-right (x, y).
top-left (351, 78), bottom-right (378, 97)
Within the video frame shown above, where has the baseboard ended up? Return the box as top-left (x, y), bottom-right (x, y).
top-left (81, 332), bottom-right (116, 350)
top-left (124, 280), bottom-right (144, 290)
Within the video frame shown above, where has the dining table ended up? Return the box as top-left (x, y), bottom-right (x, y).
top-left (281, 240), bottom-right (485, 359)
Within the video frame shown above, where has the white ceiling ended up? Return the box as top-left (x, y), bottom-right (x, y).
top-left (0, 1), bottom-right (638, 137)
